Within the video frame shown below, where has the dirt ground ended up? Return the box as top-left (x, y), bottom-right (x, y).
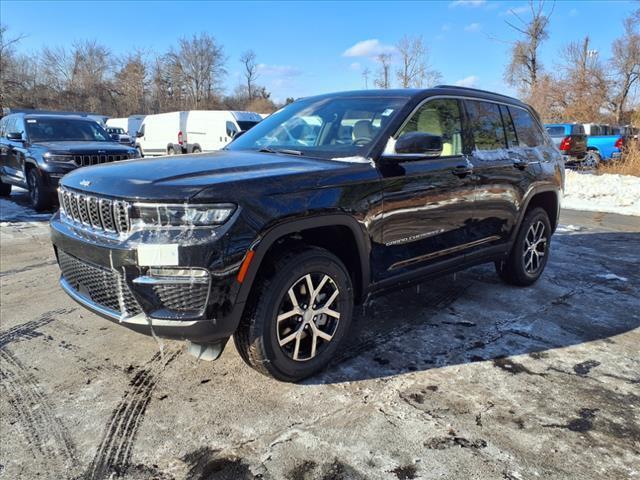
top-left (1, 190), bottom-right (639, 480)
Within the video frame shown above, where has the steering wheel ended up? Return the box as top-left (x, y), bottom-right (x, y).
top-left (353, 137), bottom-right (372, 146)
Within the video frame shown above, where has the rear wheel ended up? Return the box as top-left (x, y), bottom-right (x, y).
top-left (27, 168), bottom-right (52, 211)
top-left (167, 146), bottom-right (175, 155)
top-left (495, 207), bottom-right (551, 286)
top-left (584, 151), bottom-right (601, 169)
top-left (192, 146), bottom-right (202, 153)
top-left (0, 178), bottom-right (11, 197)
top-left (234, 246), bottom-right (354, 382)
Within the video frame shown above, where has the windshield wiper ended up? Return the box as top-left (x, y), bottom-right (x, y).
top-left (258, 146), bottom-right (303, 156)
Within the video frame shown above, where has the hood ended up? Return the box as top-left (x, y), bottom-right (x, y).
top-left (33, 141), bottom-right (134, 153)
top-left (61, 150), bottom-right (374, 201)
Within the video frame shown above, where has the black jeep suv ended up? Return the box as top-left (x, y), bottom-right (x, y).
top-left (50, 87), bottom-right (563, 381)
top-left (0, 113), bottom-right (139, 210)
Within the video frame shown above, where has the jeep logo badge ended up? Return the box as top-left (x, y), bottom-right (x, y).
top-left (80, 180), bottom-right (92, 187)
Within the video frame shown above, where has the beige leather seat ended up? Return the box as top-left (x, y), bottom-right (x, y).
top-left (352, 120), bottom-right (374, 142)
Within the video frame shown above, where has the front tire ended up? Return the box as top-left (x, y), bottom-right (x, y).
top-left (167, 147), bottom-right (175, 155)
top-left (27, 168), bottom-right (51, 211)
top-left (234, 246), bottom-right (354, 382)
top-left (495, 207), bottom-right (551, 286)
top-left (584, 151), bottom-right (601, 169)
top-left (0, 178), bottom-right (11, 197)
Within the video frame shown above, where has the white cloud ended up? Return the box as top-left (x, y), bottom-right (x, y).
top-left (464, 22), bottom-right (482, 32)
top-left (343, 39), bottom-right (396, 58)
top-left (450, 0), bottom-right (486, 8)
top-left (257, 64), bottom-right (302, 76)
top-left (455, 75), bottom-right (479, 87)
top-left (499, 5), bottom-right (529, 16)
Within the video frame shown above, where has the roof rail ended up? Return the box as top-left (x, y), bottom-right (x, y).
top-left (434, 85), bottom-right (520, 102)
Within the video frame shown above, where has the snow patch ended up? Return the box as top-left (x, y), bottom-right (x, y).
top-left (556, 224), bottom-right (583, 233)
top-left (596, 273), bottom-right (628, 282)
top-left (563, 170), bottom-right (640, 216)
top-left (331, 156), bottom-right (376, 168)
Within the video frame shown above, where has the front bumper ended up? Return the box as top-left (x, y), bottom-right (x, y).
top-left (50, 214), bottom-right (246, 343)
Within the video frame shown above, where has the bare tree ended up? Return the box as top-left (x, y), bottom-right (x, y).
top-left (559, 36), bottom-right (609, 122)
top-left (395, 35), bottom-right (441, 88)
top-left (166, 33), bottom-right (226, 109)
top-left (114, 52), bottom-right (147, 115)
top-left (504, 1), bottom-right (554, 93)
top-left (374, 53), bottom-right (392, 89)
top-left (239, 50), bottom-right (258, 101)
top-left (362, 67), bottom-right (371, 89)
top-left (609, 10), bottom-right (640, 123)
top-left (0, 24), bottom-right (26, 109)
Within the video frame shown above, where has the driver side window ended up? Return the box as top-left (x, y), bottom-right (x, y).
top-left (399, 99), bottom-right (463, 156)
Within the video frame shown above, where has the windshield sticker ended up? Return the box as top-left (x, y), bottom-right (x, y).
top-left (382, 109), bottom-right (394, 116)
top-left (27, 119), bottom-right (37, 123)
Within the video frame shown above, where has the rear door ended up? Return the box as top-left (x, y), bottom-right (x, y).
top-left (465, 100), bottom-right (538, 249)
top-left (376, 97), bottom-right (477, 280)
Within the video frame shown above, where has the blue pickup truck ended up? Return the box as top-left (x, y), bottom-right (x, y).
top-left (582, 123), bottom-right (624, 165)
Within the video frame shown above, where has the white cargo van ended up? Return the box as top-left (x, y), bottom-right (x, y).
top-left (135, 111), bottom-right (187, 156)
top-left (106, 115), bottom-right (146, 138)
top-left (182, 111), bottom-right (262, 153)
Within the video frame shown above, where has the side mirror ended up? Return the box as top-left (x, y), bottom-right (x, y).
top-left (7, 132), bottom-right (24, 142)
top-left (135, 130), bottom-right (144, 138)
top-left (110, 134), bottom-right (119, 141)
top-left (232, 130), bottom-right (246, 140)
top-left (395, 132), bottom-right (442, 156)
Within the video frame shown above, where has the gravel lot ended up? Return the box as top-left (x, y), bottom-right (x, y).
top-left (1, 189), bottom-right (639, 480)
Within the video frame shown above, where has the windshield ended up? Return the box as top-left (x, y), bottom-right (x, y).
top-left (227, 95), bottom-right (408, 159)
top-left (107, 127), bottom-right (125, 134)
top-left (26, 118), bottom-right (112, 143)
top-left (545, 126), bottom-right (566, 137)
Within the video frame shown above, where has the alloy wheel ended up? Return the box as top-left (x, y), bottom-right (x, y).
top-left (276, 273), bottom-right (341, 362)
top-left (28, 170), bottom-right (39, 205)
top-left (523, 220), bottom-right (547, 274)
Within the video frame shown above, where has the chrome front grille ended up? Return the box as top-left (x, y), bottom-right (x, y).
top-left (59, 187), bottom-right (130, 234)
top-left (58, 250), bottom-right (141, 317)
top-left (74, 153), bottom-right (130, 167)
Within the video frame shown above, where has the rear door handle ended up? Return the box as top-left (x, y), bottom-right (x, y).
top-left (513, 160), bottom-right (529, 170)
top-left (452, 165), bottom-right (474, 177)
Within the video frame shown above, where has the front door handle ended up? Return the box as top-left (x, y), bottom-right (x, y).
top-left (513, 159), bottom-right (529, 170)
top-left (452, 165), bottom-right (474, 177)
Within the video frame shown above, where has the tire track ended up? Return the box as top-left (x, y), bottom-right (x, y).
top-left (0, 311), bottom-right (64, 348)
top-left (85, 349), bottom-right (181, 479)
top-left (0, 348), bottom-right (78, 471)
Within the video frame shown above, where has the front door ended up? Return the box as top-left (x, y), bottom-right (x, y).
top-left (374, 98), bottom-right (477, 281)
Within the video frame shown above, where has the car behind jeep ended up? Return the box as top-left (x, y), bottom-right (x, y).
top-left (0, 113), bottom-right (139, 210)
top-left (50, 87), bottom-right (563, 381)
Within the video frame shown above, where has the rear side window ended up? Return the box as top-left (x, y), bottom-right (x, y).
top-left (510, 107), bottom-right (545, 147)
top-left (465, 100), bottom-right (506, 151)
top-left (545, 126), bottom-right (566, 137)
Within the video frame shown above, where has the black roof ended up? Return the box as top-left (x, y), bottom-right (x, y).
top-left (5, 112), bottom-right (102, 122)
top-left (300, 86), bottom-right (527, 108)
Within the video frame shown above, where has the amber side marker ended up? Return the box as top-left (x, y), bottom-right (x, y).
top-left (237, 250), bottom-right (255, 283)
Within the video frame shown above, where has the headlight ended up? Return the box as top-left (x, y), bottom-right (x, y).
top-left (130, 203), bottom-right (236, 228)
top-left (43, 152), bottom-right (75, 163)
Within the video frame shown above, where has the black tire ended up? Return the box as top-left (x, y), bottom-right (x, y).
top-left (192, 146), bottom-right (202, 153)
top-left (167, 146), bottom-right (175, 155)
top-left (0, 178), bottom-right (11, 197)
top-left (584, 151), bottom-right (601, 169)
top-left (136, 146), bottom-right (144, 158)
top-left (27, 168), bottom-right (52, 211)
top-left (234, 246), bottom-right (354, 382)
top-left (495, 207), bottom-right (551, 286)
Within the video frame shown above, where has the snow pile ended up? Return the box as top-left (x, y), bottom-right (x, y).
top-left (563, 170), bottom-right (640, 216)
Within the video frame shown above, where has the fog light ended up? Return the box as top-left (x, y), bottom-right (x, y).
top-left (148, 267), bottom-right (208, 278)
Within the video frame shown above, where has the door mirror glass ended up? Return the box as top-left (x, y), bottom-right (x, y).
top-left (135, 130), bottom-right (144, 138)
top-left (395, 132), bottom-right (443, 157)
top-left (7, 132), bottom-right (23, 141)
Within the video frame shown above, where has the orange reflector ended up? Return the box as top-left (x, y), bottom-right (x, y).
top-left (236, 250), bottom-right (255, 283)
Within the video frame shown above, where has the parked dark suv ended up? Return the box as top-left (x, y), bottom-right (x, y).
top-left (0, 113), bottom-right (139, 210)
top-left (50, 87), bottom-right (563, 381)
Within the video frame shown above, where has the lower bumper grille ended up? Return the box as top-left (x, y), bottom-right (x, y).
top-left (152, 283), bottom-right (209, 313)
top-left (58, 250), bottom-right (141, 317)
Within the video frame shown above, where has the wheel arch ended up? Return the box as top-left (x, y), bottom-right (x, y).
top-left (236, 215), bottom-right (372, 307)
top-left (512, 187), bottom-right (560, 242)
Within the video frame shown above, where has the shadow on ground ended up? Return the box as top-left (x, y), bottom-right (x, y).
top-left (308, 231), bottom-right (640, 384)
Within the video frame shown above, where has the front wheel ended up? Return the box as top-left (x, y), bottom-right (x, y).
top-left (0, 178), bottom-right (11, 197)
top-left (584, 151), bottom-right (600, 169)
top-left (496, 207), bottom-right (551, 286)
top-left (27, 168), bottom-right (52, 211)
top-left (234, 246), bottom-right (353, 382)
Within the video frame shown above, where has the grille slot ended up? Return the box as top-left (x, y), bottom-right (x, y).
top-left (152, 283), bottom-right (209, 313)
top-left (59, 187), bottom-right (129, 235)
top-left (73, 152), bottom-right (129, 167)
top-left (58, 250), bottom-right (141, 317)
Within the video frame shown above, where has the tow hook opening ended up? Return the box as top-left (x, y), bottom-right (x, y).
top-left (187, 340), bottom-right (226, 361)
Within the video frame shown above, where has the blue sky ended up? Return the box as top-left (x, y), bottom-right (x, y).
top-left (1, 0), bottom-right (636, 102)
